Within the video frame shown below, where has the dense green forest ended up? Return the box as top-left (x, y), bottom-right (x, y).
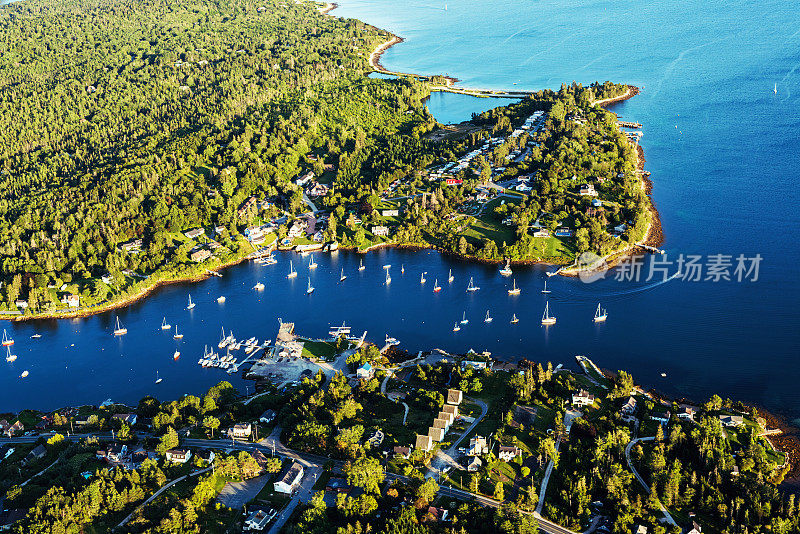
top-left (0, 0), bottom-right (433, 312)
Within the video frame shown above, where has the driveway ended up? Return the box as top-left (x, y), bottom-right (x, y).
top-left (427, 398), bottom-right (488, 478)
top-left (535, 409), bottom-right (581, 515)
top-left (217, 475), bottom-right (271, 509)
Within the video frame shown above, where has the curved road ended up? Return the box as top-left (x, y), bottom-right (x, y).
top-left (624, 437), bottom-right (677, 527)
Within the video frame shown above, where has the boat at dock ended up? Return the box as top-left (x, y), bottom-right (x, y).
top-left (541, 302), bottom-right (556, 325)
top-left (593, 303), bottom-right (607, 323)
top-left (511, 314), bottom-right (519, 324)
top-left (433, 279), bottom-right (441, 292)
top-left (160, 317), bottom-right (171, 330)
top-left (466, 277), bottom-right (479, 292)
top-left (218, 327), bottom-right (234, 349)
top-left (2, 329), bottom-right (14, 347)
top-left (5, 346), bottom-right (16, 362)
top-left (484, 310), bottom-right (493, 323)
top-left (542, 280), bottom-right (551, 294)
top-left (113, 317), bottom-right (127, 336)
top-left (186, 294), bottom-right (195, 310)
top-left (287, 260), bottom-right (297, 278)
top-left (499, 260), bottom-right (512, 276)
top-left (307, 277), bottom-right (315, 294)
top-left (340, 268), bottom-right (347, 282)
top-left (385, 334), bottom-right (399, 345)
top-left (173, 325), bottom-right (183, 340)
top-left (330, 323), bottom-right (352, 337)
top-left (508, 279), bottom-right (521, 295)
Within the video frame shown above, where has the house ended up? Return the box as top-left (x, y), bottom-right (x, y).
top-left (325, 477), bottom-right (351, 493)
top-left (468, 435), bottom-right (489, 456)
top-left (190, 249), bottom-right (212, 262)
top-left (428, 427), bottom-right (445, 442)
top-left (591, 198), bottom-right (603, 207)
top-left (295, 171), bottom-right (314, 187)
top-left (4, 421), bottom-right (23, 438)
top-left (312, 231), bottom-right (324, 242)
top-left (677, 406), bottom-right (695, 421)
top-left (120, 239), bottom-right (142, 252)
top-left (230, 423), bottom-right (252, 439)
top-left (424, 506), bottom-right (449, 522)
top-left (415, 434), bottom-right (433, 452)
top-left (718, 414), bottom-right (744, 427)
top-left (461, 360), bottom-right (489, 371)
top-left (356, 362), bottom-right (374, 379)
top-left (572, 390), bottom-right (595, 407)
top-left (554, 228), bottom-right (573, 237)
top-left (259, 409), bottom-right (276, 424)
top-left (445, 178), bottom-right (463, 186)
top-left (97, 443), bottom-right (128, 464)
top-left (393, 446), bottom-right (411, 459)
top-left (476, 191), bottom-right (489, 201)
top-left (381, 209), bottom-right (399, 217)
top-left (686, 521), bottom-right (702, 534)
top-left (579, 183), bottom-right (598, 196)
top-left (533, 228), bottom-right (551, 238)
top-left (371, 225), bottom-right (389, 237)
top-left (466, 456), bottom-right (482, 472)
top-left (101, 273), bottom-right (114, 284)
top-left (498, 445), bottom-right (521, 462)
top-left (620, 397), bottom-right (637, 416)
top-left (650, 408), bottom-right (671, 424)
top-left (165, 449), bottom-right (192, 464)
top-left (244, 508), bottom-right (276, 531)
top-left (308, 183), bottom-right (330, 197)
top-left (14, 300), bottom-right (28, 310)
top-left (441, 404), bottom-right (459, 418)
top-left (274, 461), bottom-right (304, 494)
top-left (632, 525), bottom-right (648, 534)
top-left (214, 225), bottom-right (227, 236)
top-left (112, 413), bottom-right (137, 426)
top-left (446, 389), bottom-right (463, 405)
top-left (184, 228), bottom-right (205, 239)
top-left (195, 449), bottom-right (216, 465)
top-left (60, 294), bottom-right (80, 308)
top-left (287, 221), bottom-right (306, 238)
top-left (22, 444), bottom-right (47, 466)
top-left (367, 430), bottom-right (384, 447)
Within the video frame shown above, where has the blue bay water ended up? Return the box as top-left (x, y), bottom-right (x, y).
top-left (1, 0), bottom-right (799, 418)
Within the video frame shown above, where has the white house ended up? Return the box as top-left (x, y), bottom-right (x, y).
top-left (620, 397), bottom-right (637, 416)
top-left (533, 228), bottom-right (551, 238)
top-left (61, 294), bottom-right (80, 308)
top-left (468, 435), bottom-right (489, 456)
top-left (356, 362), bottom-right (374, 379)
top-left (572, 390), bottom-right (595, 407)
top-left (230, 423), bottom-right (252, 439)
top-left (718, 414), bottom-right (744, 427)
top-left (498, 445), bottom-right (522, 461)
top-left (244, 508), bottom-right (275, 531)
top-left (274, 462), bottom-right (304, 494)
top-left (165, 449), bottom-right (192, 464)
top-left (415, 434), bottom-right (433, 452)
top-left (371, 225), bottom-right (390, 237)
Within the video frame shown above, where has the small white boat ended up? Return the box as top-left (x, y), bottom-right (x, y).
top-left (420, 272), bottom-right (426, 284)
top-left (30, 334), bottom-right (41, 339)
top-left (263, 255), bottom-right (277, 265)
top-left (217, 295), bottom-right (226, 303)
top-left (385, 270), bottom-right (392, 285)
top-left (383, 264), bottom-right (392, 270)
top-left (113, 317), bottom-right (127, 336)
top-left (308, 255), bottom-right (317, 269)
top-left (541, 302), bottom-right (556, 325)
top-left (358, 259), bottom-right (366, 271)
top-left (448, 269), bottom-right (454, 283)
top-left (541, 280), bottom-right (551, 294)
top-left (385, 334), bottom-right (399, 345)
top-left (660, 372), bottom-right (667, 378)
top-left (340, 268), bottom-right (347, 282)
top-left (499, 260), bottom-right (512, 276)
top-left (466, 277), bottom-right (479, 292)
top-left (508, 279), bottom-right (521, 295)
top-left (433, 279), bottom-right (441, 292)
top-left (287, 260), bottom-right (298, 278)
top-left (173, 325), bottom-right (183, 340)
top-left (173, 350), bottom-right (180, 360)
top-left (484, 310), bottom-right (493, 323)
top-left (2, 329), bottom-right (14, 347)
top-left (186, 294), bottom-right (196, 310)
top-left (401, 264), bottom-right (405, 274)
top-left (511, 314), bottom-right (519, 324)
top-left (253, 282), bottom-right (265, 291)
top-left (20, 370), bottom-right (29, 378)
top-left (460, 311), bottom-right (469, 325)
top-left (307, 278), bottom-right (315, 294)
top-left (5, 346), bottom-right (16, 362)
top-left (161, 317), bottom-right (171, 330)
top-left (774, 82), bottom-right (778, 94)
top-left (155, 371), bottom-right (162, 384)
top-left (453, 322), bottom-right (461, 332)
top-left (593, 303), bottom-right (607, 323)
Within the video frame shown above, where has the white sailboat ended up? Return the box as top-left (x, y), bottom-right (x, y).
top-left (510, 314), bottom-right (519, 324)
top-left (1, 329), bottom-right (13, 347)
top-left (161, 317), bottom-right (171, 330)
top-left (541, 280), bottom-right (551, 294)
top-left (508, 279), bottom-right (521, 295)
top-left (499, 260), bottom-right (512, 276)
top-left (173, 350), bottom-right (180, 360)
top-left (541, 302), bottom-right (556, 325)
top-left (288, 260), bottom-right (297, 278)
top-left (309, 255), bottom-right (317, 269)
top-left (385, 270), bottom-right (392, 285)
top-left (401, 264), bottom-right (405, 274)
top-left (5, 346), bottom-right (16, 362)
top-left (433, 279), bottom-right (441, 292)
top-left (453, 322), bottom-right (461, 332)
top-left (774, 82), bottom-right (778, 94)
top-left (593, 303), bottom-right (607, 323)
top-left (186, 294), bottom-right (195, 310)
top-left (484, 310), bottom-right (493, 323)
top-left (358, 259), bottom-right (365, 271)
top-left (307, 277), bottom-right (315, 294)
top-left (448, 269), bottom-right (454, 283)
top-left (173, 325), bottom-right (183, 340)
top-left (218, 327), bottom-right (229, 349)
top-left (340, 268), bottom-right (347, 282)
top-left (383, 264), bottom-right (392, 270)
top-left (20, 370), bottom-right (28, 378)
top-left (420, 272), bottom-right (426, 284)
top-left (155, 371), bottom-right (162, 384)
top-left (113, 317), bottom-right (127, 336)
top-left (460, 311), bottom-right (469, 325)
top-left (466, 277), bottom-right (479, 292)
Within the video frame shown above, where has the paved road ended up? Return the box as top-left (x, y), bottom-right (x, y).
top-left (624, 437), bottom-right (677, 527)
top-left (427, 398), bottom-right (488, 478)
top-left (268, 465), bottom-right (320, 534)
top-left (536, 409), bottom-right (581, 515)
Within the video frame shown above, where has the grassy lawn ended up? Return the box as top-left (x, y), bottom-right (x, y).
top-left (463, 215), bottom-right (515, 246)
top-left (300, 340), bottom-right (338, 361)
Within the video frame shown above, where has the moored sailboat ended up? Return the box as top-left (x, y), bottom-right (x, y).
top-left (358, 259), bottom-right (366, 271)
top-left (1, 329), bottom-right (13, 347)
top-left (186, 294), bottom-right (196, 310)
top-left (340, 268), bottom-right (347, 282)
top-left (499, 260), bottom-right (512, 276)
top-left (161, 317), bottom-right (171, 330)
top-left (5, 346), bottom-right (16, 362)
top-left (466, 277), bottom-right (479, 292)
top-left (510, 314), bottom-right (519, 324)
top-left (448, 269), bottom-right (454, 283)
top-left (113, 317), bottom-right (127, 336)
top-left (541, 280), bottom-right (551, 294)
top-left (307, 277), bottom-right (315, 294)
top-left (541, 302), bottom-right (556, 325)
top-left (173, 325), bottom-right (183, 340)
top-left (508, 279), bottom-right (521, 295)
top-left (593, 303), bottom-right (607, 323)
top-left (460, 311), bottom-right (469, 325)
top-left (287, 260), bottom-right (297, 278)
top-left (433, 279), bottom-right (441, 292)
top-left (309, 255), bottom-right (317, 269)
top-left (484, 310), bottom-right (493, 323)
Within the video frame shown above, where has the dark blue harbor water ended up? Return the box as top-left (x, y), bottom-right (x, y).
top-left (2, 0), bottom-right (800, 418)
